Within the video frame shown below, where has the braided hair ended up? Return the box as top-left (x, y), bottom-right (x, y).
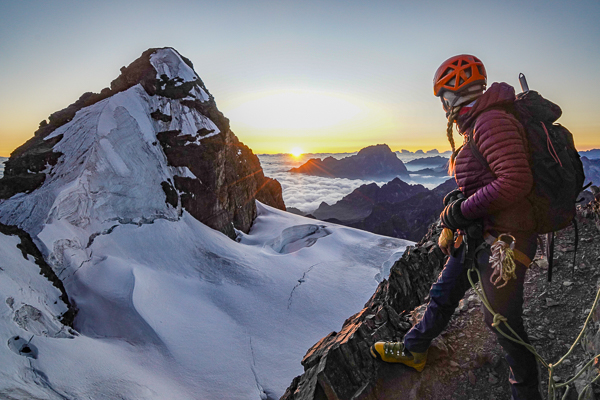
top-left (446, 106), bottom-right (463, 175)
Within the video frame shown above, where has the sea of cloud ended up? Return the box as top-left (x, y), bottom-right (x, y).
top-left (258, 152), bottom-right (451, 213)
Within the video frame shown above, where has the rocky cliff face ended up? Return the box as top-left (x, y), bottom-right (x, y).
top-left (280, 222), bottom-right (447, 400)
top-left (289, 144), bottom-right (409, 180)
top-left (0, 47), bottom-right (284, 238)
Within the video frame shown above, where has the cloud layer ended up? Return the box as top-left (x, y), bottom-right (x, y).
top-left (259, 153), bottom-right (450, 213)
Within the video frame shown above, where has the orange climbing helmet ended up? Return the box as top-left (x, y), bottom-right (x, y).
top-left (433, 54), bottom-right (487, 97)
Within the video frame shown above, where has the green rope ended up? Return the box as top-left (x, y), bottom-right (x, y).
top-left (466, 263), bottom-right (600, 399)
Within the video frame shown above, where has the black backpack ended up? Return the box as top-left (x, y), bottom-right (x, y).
top-left (468, 90), bottom-right (587, 280)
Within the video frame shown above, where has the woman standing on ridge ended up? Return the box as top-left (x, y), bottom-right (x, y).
top-left (370, 55), bottom-right (542, 400)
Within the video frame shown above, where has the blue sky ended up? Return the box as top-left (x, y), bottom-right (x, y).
top-left (1, 0), bottom-right (599, 155)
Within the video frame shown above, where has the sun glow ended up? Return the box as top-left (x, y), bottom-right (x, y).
top-left (222, 88), bottom-right (400, 154)
top-left (225, 89), bottom-right (365, 131)
top-left (290, 147), bottom-right (303, 157)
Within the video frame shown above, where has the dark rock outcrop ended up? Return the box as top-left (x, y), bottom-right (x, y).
top-left (349, 179), bottom-right (456, 241)
top-left (313, 178), bottom-right (457, 241)
top-left (0, 222), bottom-right (77, 327)
top-left (280, 222), bottom-right (447, 400)
top-left (0, 47), bottom-right (285, 238)
top-left (581, 186), bottom-right (600, 232)
top-left (157, 125), bottom-right (285, 237)
top-left (313, 178), bottom-right (430, 224)
top-left (289, 144), bottom-right (409, 180)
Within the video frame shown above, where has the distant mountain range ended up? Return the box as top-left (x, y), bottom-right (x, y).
top-left (405, 155), bottom-right (449, 176)
top-left (582, 156), bottom-right (600, 187)
top-left (303, 177), bottom-right (457, 241)
top-left (580, 149), bottom-right (600, 160)
top-left (294, 148), bottom-right (600, 241)
top-left (289, 144), bottom-right (409, 180)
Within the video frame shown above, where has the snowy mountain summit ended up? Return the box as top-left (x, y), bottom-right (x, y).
top-left (0, 48), bottom-right (410, 399)
top-left (0, 47), bottom-right (284, 238)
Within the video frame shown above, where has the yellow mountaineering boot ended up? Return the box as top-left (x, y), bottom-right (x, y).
top-left (370, 341), bottom-right (428, 372)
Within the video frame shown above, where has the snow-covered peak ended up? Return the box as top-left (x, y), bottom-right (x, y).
top-left (150, 48), bottom-right (198, 83)
top-left (0, 47), bottom-right (411, 399)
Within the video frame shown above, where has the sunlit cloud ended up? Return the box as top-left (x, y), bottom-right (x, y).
top-left (258, 154), bottom-right (449, 213)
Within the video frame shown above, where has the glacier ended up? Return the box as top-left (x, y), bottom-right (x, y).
top-left (0, 48), bottom-right (411, 399)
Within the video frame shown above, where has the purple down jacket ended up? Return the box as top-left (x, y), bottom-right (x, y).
top-left (454, 82), bottom-right (535, 233)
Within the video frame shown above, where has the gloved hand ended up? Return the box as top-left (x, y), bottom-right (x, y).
top-left (443, 189), bottom-right (465, 206)
top-left (440, 198), bottom-right (472, 231)
top-left (438, 227), bottom-right (455, 256)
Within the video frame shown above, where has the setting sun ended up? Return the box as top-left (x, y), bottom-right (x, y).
top-left (290, 147), bottom-right (303, 157)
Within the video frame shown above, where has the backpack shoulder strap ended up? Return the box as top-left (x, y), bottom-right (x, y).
top-left (467, 128), bottom-right (495, 176)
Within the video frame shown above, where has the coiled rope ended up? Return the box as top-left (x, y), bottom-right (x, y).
top-left (489, 235), bottom-right (518, 288)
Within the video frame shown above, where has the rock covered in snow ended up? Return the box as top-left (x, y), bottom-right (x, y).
top-left (0, 47), bottom-right (284, 238)
top-left (0, 222), bottom-right (76, 364)
top-left (0, 222), bottom-right (76, 328)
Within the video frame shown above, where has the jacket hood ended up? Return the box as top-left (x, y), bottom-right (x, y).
top-left (457, 82), bottom-right (516, 132)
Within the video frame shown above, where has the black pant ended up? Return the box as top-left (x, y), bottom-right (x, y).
top-left (404, 236), bottom-right (541, 400)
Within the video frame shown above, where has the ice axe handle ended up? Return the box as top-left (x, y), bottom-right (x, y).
top-left (519, 73), bottom-right (529, 92)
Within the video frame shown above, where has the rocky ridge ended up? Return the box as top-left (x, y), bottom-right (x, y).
top-left (311, 178), bottom-right (457, 241)
top-left (281, 190), bottom-right (600, 400)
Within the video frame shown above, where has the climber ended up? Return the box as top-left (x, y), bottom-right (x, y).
top-left (370, 55), bottom-right (542, 400)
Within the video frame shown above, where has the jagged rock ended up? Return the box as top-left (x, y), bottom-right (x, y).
top-left (289, 144), bottom-right (409, 180)
top-left (0, 47), bottom-right (285, 238)
top-left (312, 178), bottom-right (457, 241)
top-left (312, 178), bottom-right (429, 224)
top-left (280, 222), bottom-right (447, 400)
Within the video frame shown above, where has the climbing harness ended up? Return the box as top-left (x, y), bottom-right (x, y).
top-left (463, 230), bottom-right (600, 399)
